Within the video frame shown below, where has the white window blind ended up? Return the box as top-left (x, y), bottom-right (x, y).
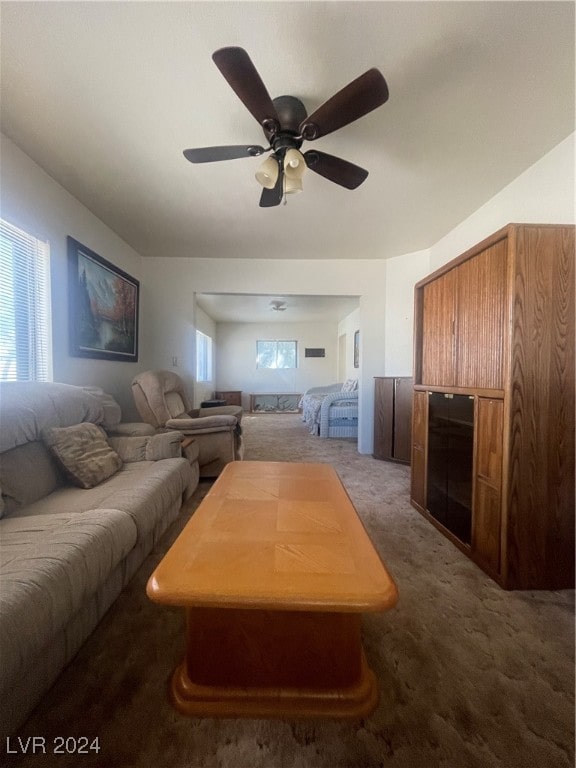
top-left (0, 218), bottom-right (51, 381)
top-left (196, 330), bottom-right (212, 382)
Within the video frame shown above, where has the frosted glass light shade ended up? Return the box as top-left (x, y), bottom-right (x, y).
top-left (255, 156), bottom-right (279, 189)
top-left (284, 175), bottom-right (304, 194)
top-left (283, 149), bottom-right (306, 194)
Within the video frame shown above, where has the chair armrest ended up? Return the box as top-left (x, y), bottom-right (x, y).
top-left (106, 422), bottom-right (157, 437)
top-left (107, 432), bottom-right (183, 462)
top-left (319, 390), bottom-right (359, 415)
top-left (165, 415), bottom-right (237, 435)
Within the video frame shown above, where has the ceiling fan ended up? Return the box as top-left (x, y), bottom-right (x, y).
top-left (183, 47), bottom-right (389, 208)
top-left (270, 299), bottom-right (287, 312)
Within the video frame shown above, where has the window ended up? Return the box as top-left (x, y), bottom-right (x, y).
top-left (257, 340), bottom-right (297, 369)
top-left (196, 330), bottom-right (212, 382)
top-left (0, 218), bottom-right (51, 381)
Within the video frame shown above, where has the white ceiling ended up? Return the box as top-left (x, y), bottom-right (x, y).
top-left (196, 293), bottom-right (359, 323)
top-left (1, 1), bottom-right (574, 267)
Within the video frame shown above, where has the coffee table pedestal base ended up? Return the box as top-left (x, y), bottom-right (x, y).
top-left (169, 607), bottom-right (379, 719)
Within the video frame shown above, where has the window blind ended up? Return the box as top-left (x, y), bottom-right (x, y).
top-left (0, 218), bottom-right (51, 381)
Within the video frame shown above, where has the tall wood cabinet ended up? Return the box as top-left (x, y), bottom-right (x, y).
top-left (411, 224), bottom-right (575, 590)
top-left (373, 377), bottom-right (412, 464)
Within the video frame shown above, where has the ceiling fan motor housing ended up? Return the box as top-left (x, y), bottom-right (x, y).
top-left (272, 95), bottom-right (307, 133)
top-left (266, 95), bottom-right (309, 158)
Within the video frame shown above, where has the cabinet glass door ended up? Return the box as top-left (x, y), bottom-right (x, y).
top-left (426, 393), bottom-right (474, 545)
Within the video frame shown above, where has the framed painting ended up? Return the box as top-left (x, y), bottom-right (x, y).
top-left (68, 237), bottom-right (139, 361)
top-left (354, 330), bottom-right (360, 368)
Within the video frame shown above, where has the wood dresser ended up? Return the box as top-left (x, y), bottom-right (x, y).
top-left (214, 390), bottom-right (242, 406)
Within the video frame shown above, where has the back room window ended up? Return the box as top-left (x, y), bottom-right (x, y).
top-left (256, 340), bottom-right (297, 369)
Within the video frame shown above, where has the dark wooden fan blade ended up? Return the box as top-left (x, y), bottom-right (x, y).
top-left (259, 161), bottom-right (284, 207)
top-left (299, 69), bottom-right (388, 141)
top-left (212, 47), bottom-right (280, 132)
top-left (304, 150), bottom-right (368, 189)
top-left (183, 146), bottom-right (266, 163)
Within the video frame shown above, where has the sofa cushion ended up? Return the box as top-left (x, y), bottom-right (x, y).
top-left (107, 432), bottom-right (183, 462)
top-left (0, 382), bottom-right (105, 453)
top-left (42, 423), bottom-right (123, 489)
top-left (0, 441), bottom-right (63, 515)
top-left (0, 509), bottom-right (137, 689)
top-left (12, 458), bottom-right (194, 542)
top-left (341, 378), bottom-right (358, 392)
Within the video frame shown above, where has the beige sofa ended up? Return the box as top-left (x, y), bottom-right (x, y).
top-left (0, 382), bottom-right (199, 739)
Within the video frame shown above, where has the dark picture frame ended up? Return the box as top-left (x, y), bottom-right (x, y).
top-left (68, 237), bottom-right (139, 361)
top-left (354, 330), bottom-right (360, 368)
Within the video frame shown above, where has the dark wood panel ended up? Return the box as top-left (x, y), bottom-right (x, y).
top-left (475, 398), bottom-right (503, 485)
top-left (374, 378), bottom-right (412, 463)
top-left (456, 241), bottom-right (507, 389)
top-left (473, 398), bottom-right (503, 574)
top-left (506, 225), bottom-right (575, 589)
top-left (393, 378), bottom-right (413, 462)
top-left (410, 391), bottom-right (428, 507)
top-left (421, 271), bottom-right (456, 386)
top-left (473, 481), bottom-right (501, 574)
top-left (373, 378), bottom-right (394, 460)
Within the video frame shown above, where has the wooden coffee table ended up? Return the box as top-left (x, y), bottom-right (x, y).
top-left (147, 461), bottom-right (398, 719)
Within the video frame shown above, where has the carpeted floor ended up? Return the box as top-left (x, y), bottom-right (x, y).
top-left (4, 414), bottom-right (574, 768)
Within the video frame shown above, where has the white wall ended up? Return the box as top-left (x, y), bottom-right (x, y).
top-left (337, 308), bottom-right (361, 383)
top-left (429, 133), bottom-right (575, 269)
top-left (0, 134), bottom-right (147, 420)
top-left (384, 250), bottom-right (430, 376)
top-left (215, 321), bottom-right (338, 411)
top-left (193, 305), bottom-right (216, 406)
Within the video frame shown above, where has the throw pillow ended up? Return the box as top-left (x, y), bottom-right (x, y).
top-left (42, 423), bottom-right (123, 489)
top-left (341, 378), bottom-right (358, 392)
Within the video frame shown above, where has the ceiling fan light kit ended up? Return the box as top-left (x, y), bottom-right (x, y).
top-left (255, 156), bottom-right (279, 189)
top-left (183, 47), bottom-right (389, 208)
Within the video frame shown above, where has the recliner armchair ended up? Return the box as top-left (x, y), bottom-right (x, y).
top-left (131, 370), bottom-right (243, 478)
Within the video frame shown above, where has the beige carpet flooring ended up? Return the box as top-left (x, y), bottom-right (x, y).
top-left (4, 414), bottom-right (574, 768)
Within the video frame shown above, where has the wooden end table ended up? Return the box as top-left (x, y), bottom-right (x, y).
top-left (147, 461), bottom-right (398, 719)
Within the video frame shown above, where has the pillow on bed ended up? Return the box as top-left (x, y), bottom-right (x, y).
top-left (341, 379), bottom-right (358, 392)
top-left (42, 423), bottom-right (122, 489)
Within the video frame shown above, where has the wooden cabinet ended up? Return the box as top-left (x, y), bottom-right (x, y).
top-left (411, 224), bottom-right (575, 590)
top-left (419, 241), bottom-right (506, 389)
top-left (214, 391), bottom-right (242, 406)
top-left (373, 377), bottom-right (413, 464)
